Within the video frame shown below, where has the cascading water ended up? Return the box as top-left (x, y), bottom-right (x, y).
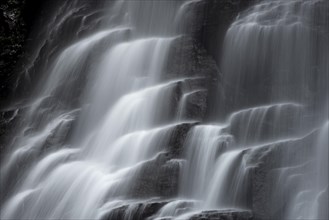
top-left (155, 0), bottom-right (328, 219)
top-left (1, 0), bottom-right (194, 219)
top-left (0, 0), bottom-right (328, 220)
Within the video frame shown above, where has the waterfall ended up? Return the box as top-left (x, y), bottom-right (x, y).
top-left (0, 0), bottom-right (197, 219)
top-left (1, 0), bottom-right (328, 220)
top-left (218, 1), bottom-right (328, 219)
top-left (156, 0), bottom-right (328, 219)
top-left (220, 0), bottom-right (328, 115)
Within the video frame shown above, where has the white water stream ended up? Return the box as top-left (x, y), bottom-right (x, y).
top-left (1, 0), bottom-right (328, 220)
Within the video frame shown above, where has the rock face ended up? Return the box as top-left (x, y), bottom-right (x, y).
top-left (167, 123), bottom-right (198, 158)
top-left (247, 128), bottom-right (324, 220)
top-left (0, 0), bottom-right (46, 106)
top-left (189, 210), bottom-right (253, 220)
top-left (0, 0), bottom-right (26, 106)
top-left (127, 152), bottom-right (181, 198)
top-left (101, 200), bottom-right (168, 220)
top-left (166, 36), bottom-right (220, 122)
top-left (103, 204), bottom-right (254, 220)
top-left (0, 108), bottom-right (20, 160)
top-left (198, 0), bottom-right (256, 63)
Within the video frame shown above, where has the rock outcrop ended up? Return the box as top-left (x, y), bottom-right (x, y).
top-left (101, 200), bottom-right (169, 220)
top-left (189, 210), bottom-right (253, 220)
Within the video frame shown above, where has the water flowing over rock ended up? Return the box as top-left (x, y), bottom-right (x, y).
top-left (189, 210), bottom-right (253, 220)
top-left (0, 0), bottom-right (328, 220)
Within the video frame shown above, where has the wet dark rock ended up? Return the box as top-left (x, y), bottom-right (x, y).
top-left (0, 109), bottom-right (20, 133)
top-left (128, 152), bottom-right (181, 198)
top-left (0, 0), bottom-right (26, 106)
top-left (156, 158), bottom-right (183, 197)
top-left (102, 200), bottom-right (168, 220)
top-left (165, 36), bottom-right (220, 122)
top-left (125, 122), bottom-right (197, 198)
top-left (182, 90), bottom-right (208, 121)
top-left (246, 129), bottom-right (322, 220)
top-left (167, 122), bottom-right (197, 158)
top-left (172, 78), bottom-right (210, 122)
top-left (166, 37), bottom-right (219, 81)
top-left (0, 108), bottom-right (21, 156)
top-left (0, 0), bottom-right (52, 106)
top-left (189, 210), bottom-right (253, 220)
top-left (198, 0), bottom-right (257, 63)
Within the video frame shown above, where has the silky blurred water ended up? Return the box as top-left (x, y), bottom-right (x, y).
top-left (1, 0), bottom-right (328, 219)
